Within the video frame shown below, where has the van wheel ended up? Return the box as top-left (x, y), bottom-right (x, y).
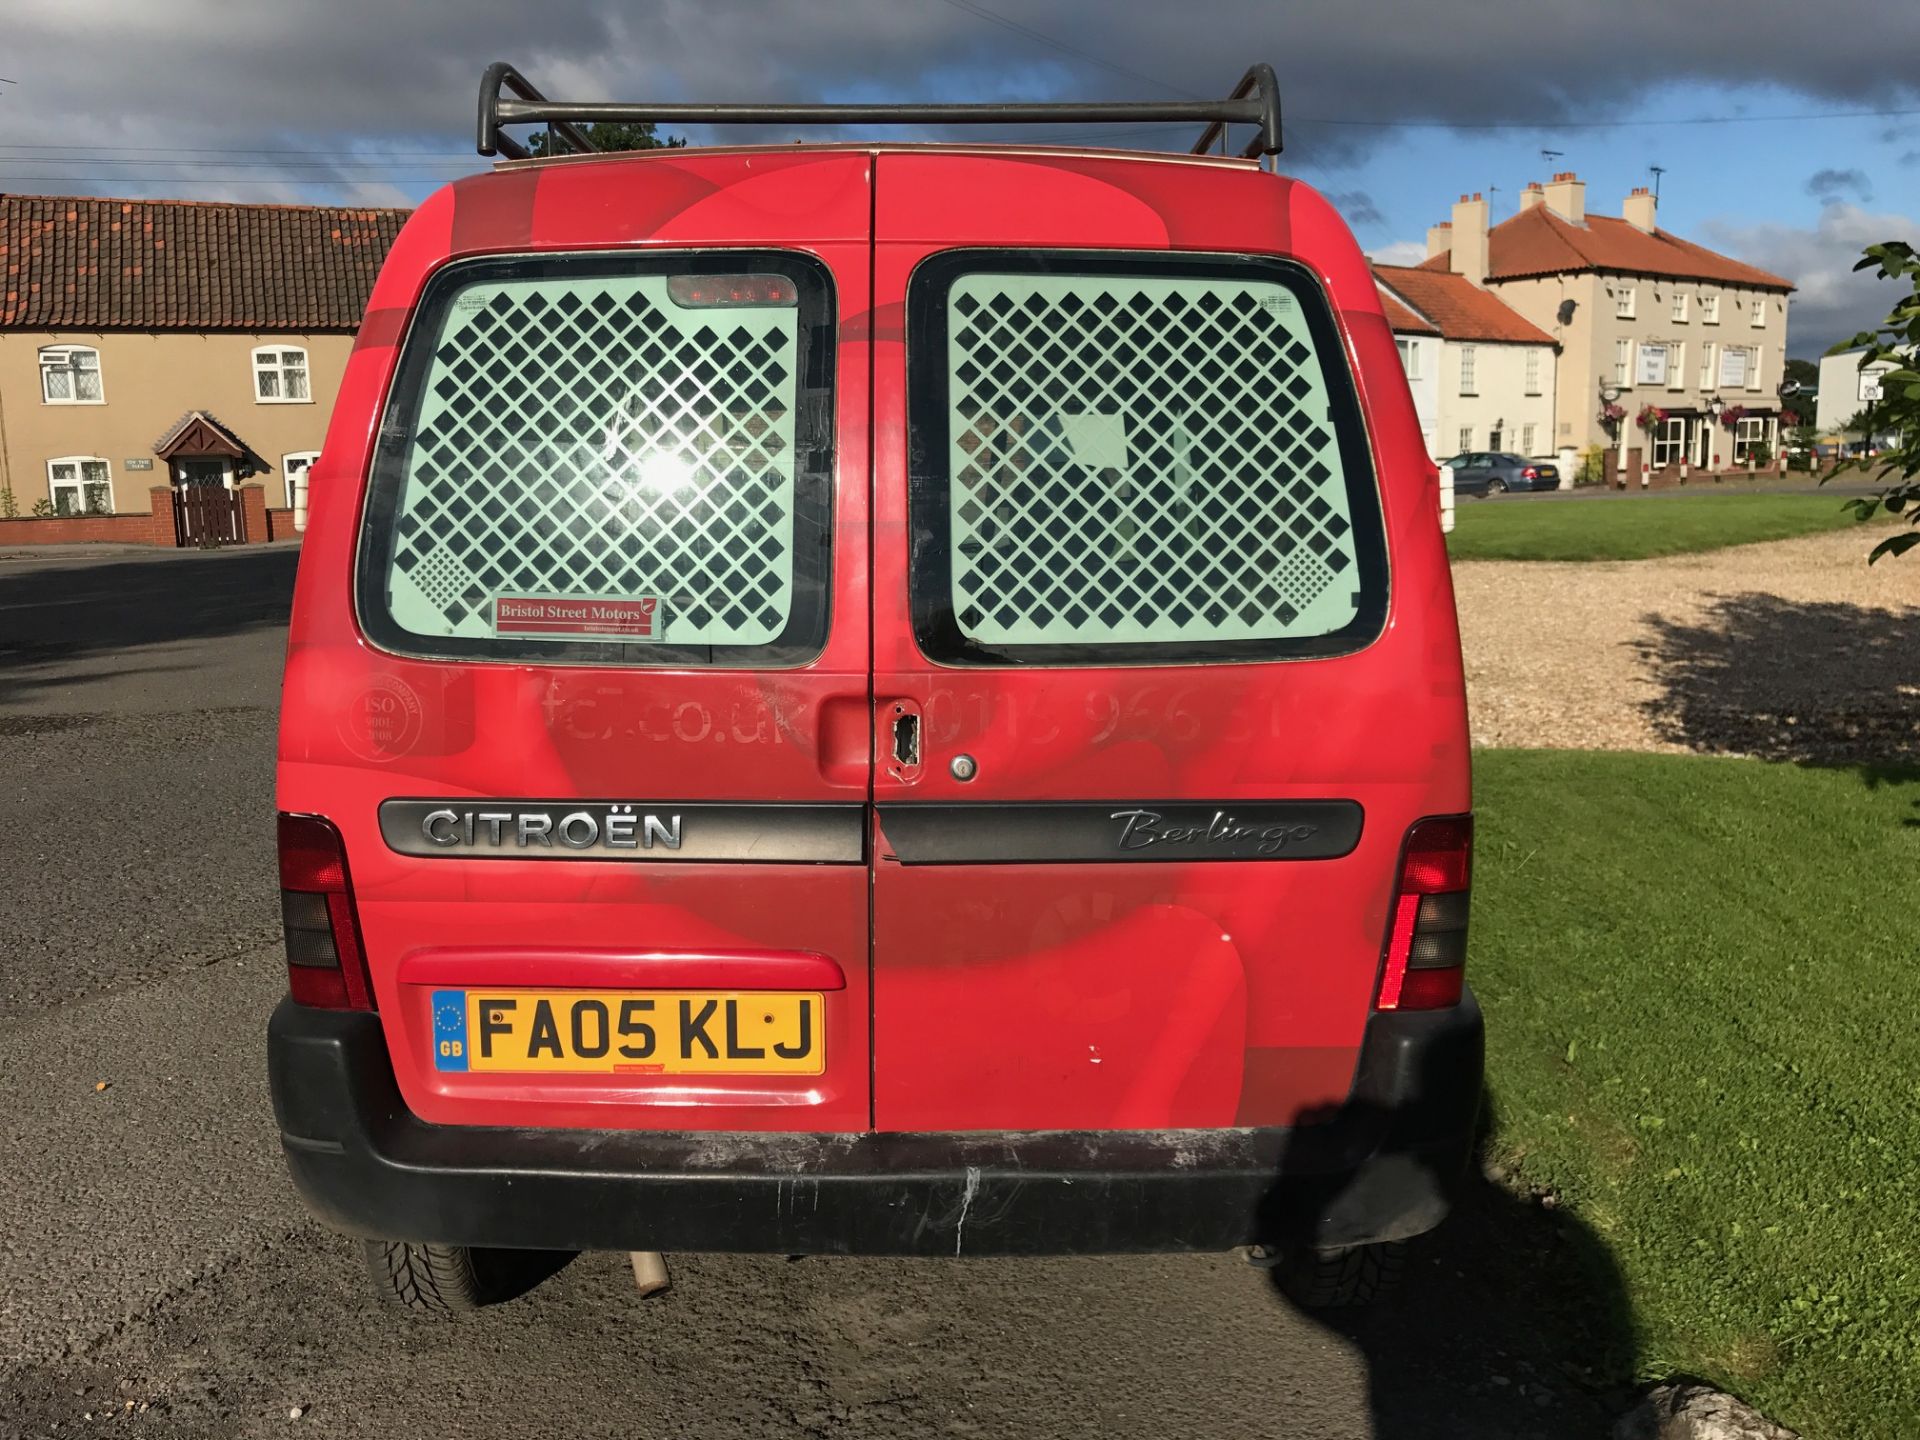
top-left (1270, 1242), bottom-right (1406, 1310)
top-left (361, 1240), bottom-right (575, 1314)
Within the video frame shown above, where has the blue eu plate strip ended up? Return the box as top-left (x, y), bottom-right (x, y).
top-left (431, 988), bottom-right (470, 1072)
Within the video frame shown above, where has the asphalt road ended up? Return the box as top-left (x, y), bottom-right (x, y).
top-left (0, 544), bottom-right (1628, 1439)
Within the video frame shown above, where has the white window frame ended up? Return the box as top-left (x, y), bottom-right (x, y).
top-left (1524, 349), bottom-right (1541, 395)
top-left (1395, 337), bottom-right (1422, 381)
top-left (1733, 415), bottom-right (1767, 464)
top-left (1747, 344), bottom-right (1764, 392)
top-left (1458, 344), bottom-right (1477, 396)
top-left (1749, 295), bottom-right (1767, 329)
top-left (1671, 292), bottom-right (1689, 323)
top-left (1652, 416), bottom-right (1686, 469)
top-left (47, 455), bottom-right (114, 515)
top-left (1457, 426), bottom-right (1473, 454)
top-left (1702, 293), bottom-right (1721, 325)
top-left (1521, 422), bottom-right (1536, 456)
top-left (1615, 285), bottom-right (1636, 319)
top-left (1699, 342), bottom-right (1715, 390)
top-left (1614, 338), bottom-right (1632, 386)
top-left (39, 345), bottom-right (105, 405)
top-left (252, 344), bottom-right (313, 404)
top-left (1667, 342), bottom-right (1686, 391)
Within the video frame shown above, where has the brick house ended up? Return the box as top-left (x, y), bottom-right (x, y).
top-left (1374, 260), bottom-right (1558, 463)
top-left (0, 194), bottom-right (405, 538)
top-left (1421, 176), bottom-right (1794, 474)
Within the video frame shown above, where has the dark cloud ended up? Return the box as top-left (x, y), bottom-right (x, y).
top-left (1700, 204), bottom-right (1917, 356)
top-left (1326, 190), bottom-right (1385, 228)
top-left (1806, 167), bottom-right (1872, 203)
top-left (3, 0), bottom-right (1920, 201)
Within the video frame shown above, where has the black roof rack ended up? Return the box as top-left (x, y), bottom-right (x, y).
top-left (476, 61), bottom-right (1282, 162)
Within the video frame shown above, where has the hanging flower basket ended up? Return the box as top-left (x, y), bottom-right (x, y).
top-left (1599, 401), bottom-right (1627, 425)
top-left (1719, 404), bottom-right (1746, 431)
top-left (1636, 403), bottom-right (1667, 431)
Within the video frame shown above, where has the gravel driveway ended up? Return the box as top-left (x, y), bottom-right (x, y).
top-left (1455, 527), bottom-right (1920, 765)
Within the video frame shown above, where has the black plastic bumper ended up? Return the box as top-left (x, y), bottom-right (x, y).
top-left (268, 992), bottom-right (1483, 1256)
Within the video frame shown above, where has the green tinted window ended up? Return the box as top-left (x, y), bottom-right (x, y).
top-left (357, 254), bottom-right (833, 667)
top-left (909, 254), bottom-right (1385, 666)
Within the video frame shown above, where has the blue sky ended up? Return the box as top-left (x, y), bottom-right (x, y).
top-left (5, 1), bottom-right (1916, 354)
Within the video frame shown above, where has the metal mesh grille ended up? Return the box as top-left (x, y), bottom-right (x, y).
top-left (945, 273), bottom-right (1362, 646)
top-left (383, 274), bottom-right (799, 646)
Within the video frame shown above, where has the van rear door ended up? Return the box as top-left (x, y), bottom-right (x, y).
top-left (868, 152), bottom-right (1417, 1133)
top-left (283, 152), bottom-right (874, 1133)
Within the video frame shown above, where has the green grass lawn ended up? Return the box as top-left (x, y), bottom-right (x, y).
top-left (1448, 493), bottom-right (1869, 562)
top-left (1472, 749), bottom-right (1920, 1438)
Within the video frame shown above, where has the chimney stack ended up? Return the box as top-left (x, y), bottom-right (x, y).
top-left (1542, 171), bottom-right (1586, 225)
top-left (1519, 181), bottom-right (1545, 212)
top-left (1624, 185), bottom-right (1657, 233)
top-left (1450, 191), bottom-right (1489, 287)
top-left (1425, 219), bottom-right (1453, 260)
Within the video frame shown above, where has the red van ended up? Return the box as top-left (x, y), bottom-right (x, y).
top-left (270, 62), bottom-right (1480, 1313)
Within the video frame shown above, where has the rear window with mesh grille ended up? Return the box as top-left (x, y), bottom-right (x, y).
top-left (907, 252), bottom-right (1386, 666)
top-left (356, 252), bottom-right (834, 667)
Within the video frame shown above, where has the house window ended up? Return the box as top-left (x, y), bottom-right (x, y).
top-left (1521, 422), bottom-right (1536, 455)
top-left (1458, 345), bottom-right (1477, 395)
top-left (1719, 346), bottom-right (1750, 389)
top-left (1524, 349), bottom-right (1541, 395)
top-left (39, 346), bottom-right (104, 404)
top-left (1733, 415), bottom-right (1767, 463)
top-left (47, 456), bottom-right (113, 515)
top-left (1699, 343), bottom-right (1715, 389)
top-left (1667, 342), bottom-right (1685, 391)
top-left (1614, 338), bottom-right (1631, 385)
top-left (1749, 296), bottom-right (1766, 329)
top-left (1652, 416), bottom-right (1686, 468)
top-left (1748, 345), bottom-right (1764, 392)
top-left (1395, 337), bottom-right (1422, 381)
top-left (253, 346), bottom-right (311, 403)
top-left (1702, 294), bottom-right (1720, 325)
top-left (1457, 426), bottom-right (1473, 454)
top-left (1488, 426), bottom-right (1503, 452)
top-left (1615, 286), bottom-right (1636, 319)
top-left (1671, 292), bottom-right (1689, 323)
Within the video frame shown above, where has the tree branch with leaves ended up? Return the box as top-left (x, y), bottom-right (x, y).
top-left (1828, 241), bottom-right (1920, 562)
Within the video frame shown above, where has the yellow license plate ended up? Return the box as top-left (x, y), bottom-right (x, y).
top-left (430, 989), bottom-right (824, 1075)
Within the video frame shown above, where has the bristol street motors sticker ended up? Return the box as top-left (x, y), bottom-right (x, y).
top-left (492, 595), bottom-right (663, 641)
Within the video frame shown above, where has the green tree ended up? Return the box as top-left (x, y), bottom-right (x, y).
top-left (1828, 241), bottom-right (1920, 561)
top-left (528, 119), bottom-right (685, 155)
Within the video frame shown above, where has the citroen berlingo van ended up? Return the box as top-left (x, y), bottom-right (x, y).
top-left (269, 61), bottom-right (1482, 1313)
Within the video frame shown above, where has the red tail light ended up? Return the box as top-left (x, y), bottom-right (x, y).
top-left (1521, 466), bottom-right (1539, 480)
top-left (1375, 816), bottom-right (1472, 1012)
top-left (278, 813), bottom-right (374, 1010)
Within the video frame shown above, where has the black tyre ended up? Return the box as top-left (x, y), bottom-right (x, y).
top-left (1270, 1241), bottom-right (1406, 1310)
top-left (1485, 477), bottom-right (1508, 495)
top-left (361, 1240), bottom-right (575, 1315)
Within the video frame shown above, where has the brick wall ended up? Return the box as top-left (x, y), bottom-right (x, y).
top-left (0, 486), bottom-right (177, 547)
top-left (265, 508), bottom-right (304, 543)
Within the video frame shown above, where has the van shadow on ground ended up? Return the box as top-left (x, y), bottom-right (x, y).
top-left (1631, 592), bottom-right (1920, 769)
top-left (1264, 1091), bottom-right (1637, 1440)
top-left (0, 546), bottom-right (297, 710)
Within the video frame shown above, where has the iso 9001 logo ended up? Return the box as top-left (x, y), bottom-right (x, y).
top-left (339, 673), bottom-right (424, 762)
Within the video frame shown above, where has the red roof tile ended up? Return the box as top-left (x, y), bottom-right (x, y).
top-left (0, 193), bottom-right (408, 331)
top-left (1372, 264), bottom-right (1555, 346)
top-left (1375, 283), bottom-right (1438, 335)
top-left (1420, 205), bottom-right (1793, 290)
